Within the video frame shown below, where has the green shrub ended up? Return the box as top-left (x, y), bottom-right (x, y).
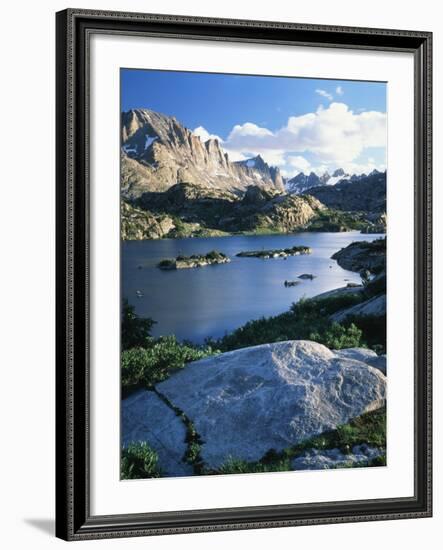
top-left (121, 348), bottom-right (147, 389)
top-left (211, 291), bottom-right (387, 354)
top-left (205, 250), bottom-right (224, 260)
top-left (363, 273), bottom-right (386, 297)
top-left (344, 314), bottom-right (386, 353)
top-left (121, 336), bottom-right (217, 393)
top-left (121, 442), bottom-right (162, 479)
top-left (157, 258), bottom-right (175, 268)
top-left (309, 322), bottom-right (363, 350)
top-left (213, 456), bottom-right (291, 475)
top-left (336, 407), bottom-right (386, 448)
top-left (121, 300), bottom-right (155, 351)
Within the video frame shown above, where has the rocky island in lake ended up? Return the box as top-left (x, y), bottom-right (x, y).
top-left (236, 245), bottom-right (311, 259)
top-left (157, 250), bottom-right (230, 270)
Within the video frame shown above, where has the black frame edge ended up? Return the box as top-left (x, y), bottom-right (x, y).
top-left (55, 8), bottom-right (432, 541)
top-left (55, 8), bottom-right (69, 542)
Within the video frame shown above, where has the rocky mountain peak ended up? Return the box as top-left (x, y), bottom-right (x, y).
top-left (121, 108), bottom-right (285, 196)
top-left (332, 168), bottom-right (345, 177)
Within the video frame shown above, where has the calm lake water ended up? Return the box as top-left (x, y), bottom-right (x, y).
top-left (122, 232), bottom-right (384, 343)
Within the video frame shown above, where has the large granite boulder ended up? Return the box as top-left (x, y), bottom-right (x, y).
top-left (156, 340), bottom-right (386, 469)
top-left (334, 348), bottom-right (386, 375)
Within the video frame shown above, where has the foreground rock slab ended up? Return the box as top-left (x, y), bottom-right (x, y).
top-left (157, 340), bottom-right (386, 469)
top-left (122, 390), bottom-right (193, 477)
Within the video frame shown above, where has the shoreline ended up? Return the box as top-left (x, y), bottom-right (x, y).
top-left (122, 229), bottom-right (387, 243)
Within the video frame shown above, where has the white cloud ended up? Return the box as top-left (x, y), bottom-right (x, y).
top-left (340, 160), bottom-right (386, 176)
top-left (258, 150), bottom-right (286, 167)
top-left (193, 126), bottom-right (223, 143)
top-left (220, 103), bottom-right (386, 168)
top-left (194, 103), bottom-right (386, 177)
top-left (336, 86), bottom-right (344, 96)
top-left (227, 122), bottom-right (273, 141)
top-left (224, 150), bottom-right (249, 162)
top-left (286, 155), bottom-right (311, 174)
top-left (315, 89), bottom-right (333, 101)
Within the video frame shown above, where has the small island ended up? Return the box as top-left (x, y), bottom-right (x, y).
top-left (236, 245), bottom-right (311, 259)
top-left (157, 250), bottom-right (230, 270)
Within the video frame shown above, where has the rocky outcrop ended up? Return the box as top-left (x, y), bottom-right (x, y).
top-left (134, 182), bottom-right (325, 236)
top-left (330, 294), bottom-right (387, 323)
top-left (121, 201), bottom-right (175, 240)
top-left (286, 171), bottom-right (323, 194)
top-left (121, 109), bottom-right (284, 196)
top-left (236, 245), bottom-right (311, 259)
top-left (149, 340), bottom-right (386, 469)
top-left (331, 238), bottom-right (386, 274)
top-left (256, 193), bottom-right (325, 233)
top-left (235, 155), bottom-right (285, 190)
top-left (314, 285), bottom-right (365, 300)
top-left (158, 251), bottom-right (230, 270)
top-left (292, 444), bottom-right (384, 470)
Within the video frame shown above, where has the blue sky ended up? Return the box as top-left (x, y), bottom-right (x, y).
top-left (121, 68), bottom-right (387, 178)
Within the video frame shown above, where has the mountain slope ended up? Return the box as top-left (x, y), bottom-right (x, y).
top-left (121, 109), bottom-right (285, 197)
top-left (306, 171), bottom-right (386, 213)
top-left (133, 182), bottom-right (325, 236)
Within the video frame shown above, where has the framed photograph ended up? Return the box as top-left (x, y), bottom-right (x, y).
top-left (55, 9), bottom-right (432, 541)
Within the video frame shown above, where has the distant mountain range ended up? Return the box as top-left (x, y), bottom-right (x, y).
top-left (285, 168), bottom-right (384, 195)
top-left (120, 108), bottom-right (387, 239)
top-left (307, 171), bottom-right (386, 213)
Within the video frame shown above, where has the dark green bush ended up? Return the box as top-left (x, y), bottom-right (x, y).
top-left (121, 300), bottom-right (155, 351)
top-left (309, 322), bottom-right (363, 350)
top-left (205, 250), bottom-right (224, 260)
top-left (121, 442), bottom-right (162, 479)
top-left (344, 314), bottom-right (386, 353)
top-left (363, 273), bottom-right (386, 297)
top-left (157, 258), bottom-right (175, 268)
top-left (121, 348), bottom-right (147, 389)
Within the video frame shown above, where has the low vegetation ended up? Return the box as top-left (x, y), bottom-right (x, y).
top-left (121, 442), bottom-right (162, 479)
top-left (207, 407), bottom-right (386, 475)
top-left (121, 336), bottom-right (217, 396)
top-left (307, 209), bottom-right (369, 232)
top-left (121, 301), bottom-right (218, 396)
top-left (210, 293), bottom-right (382, 352)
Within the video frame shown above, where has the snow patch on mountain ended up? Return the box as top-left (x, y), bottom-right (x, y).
top-left (145, 135), bottom-right (157, 150)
